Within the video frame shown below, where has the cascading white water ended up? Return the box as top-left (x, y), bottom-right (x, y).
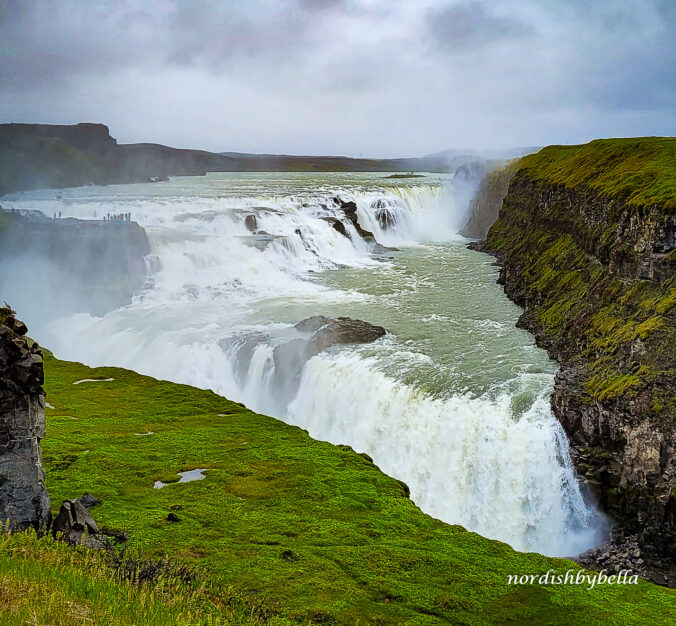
top-left (6, 171), bottom-right (605, 557)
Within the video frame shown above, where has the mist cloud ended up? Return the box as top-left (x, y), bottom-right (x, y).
top-left (0, 0), bottom-right (673, 155)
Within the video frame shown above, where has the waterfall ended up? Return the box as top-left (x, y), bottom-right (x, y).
top-left (10, 172), bottom-right (605, 557)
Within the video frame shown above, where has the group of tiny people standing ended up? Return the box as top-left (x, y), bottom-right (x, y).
top-left (104, 212), bottom-right (132, 221)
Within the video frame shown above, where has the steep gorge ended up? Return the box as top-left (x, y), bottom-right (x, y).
top-left (477, 138), bottom-right (675, 581)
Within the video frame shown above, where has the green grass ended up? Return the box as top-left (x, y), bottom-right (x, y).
top-left (0, 530), bottom-right (260, 625)
top-left (13, 352), bottom-right (672, 625)
top-left (519, 137), bottom-right (676, 211)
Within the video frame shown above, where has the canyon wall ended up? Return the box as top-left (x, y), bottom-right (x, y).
top-left (479, 138), bottom-right (675, 574)
top-left (0, 209), bottom-right (151, 318)
top-left (460, 161), bottom-right (517, 239)
top-left (0, 307), bottom-right (50, 530)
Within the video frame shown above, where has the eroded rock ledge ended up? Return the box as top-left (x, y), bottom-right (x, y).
top-left (477, 160), bottom-right (675, 584)
top-left (0, 307), bottom-right (50, 530)
top-left (0, 209), bottom-right (151, 317)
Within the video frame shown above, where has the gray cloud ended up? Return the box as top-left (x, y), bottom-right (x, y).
top-left (0, 0), bottom-right (673, 155)
top-left (426, 2), bottom-right (535, 52)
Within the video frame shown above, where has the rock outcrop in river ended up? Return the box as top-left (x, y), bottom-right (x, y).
top-left (273, 316), bottom-right (386, 392)
top-left (0, 306), bottom-right (50, 530)
top-left (476, 138), bottom-right (675, 582)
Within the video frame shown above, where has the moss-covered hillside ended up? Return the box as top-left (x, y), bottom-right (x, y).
top-left (517, 137), bottom-right (676, 211)
top-left (483, 137), bottom-right (675, 571)
top-left (8, 351), bottom-right (671, 624)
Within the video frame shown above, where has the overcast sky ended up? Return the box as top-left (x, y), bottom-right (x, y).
top-left (1, 0), bottom-right (674, 157)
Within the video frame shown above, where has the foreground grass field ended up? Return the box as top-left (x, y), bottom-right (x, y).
top-left (0, 531), bottom-right (254, 625)
top-left (13, 352), bottom-right (673, 624)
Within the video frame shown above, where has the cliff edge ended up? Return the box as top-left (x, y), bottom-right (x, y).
top-left (480, 137), bottom-right (675, 581)
top-left (0, 306), bottom-right (50, 530)
top-left (0, 208), bottom-right (151, 318)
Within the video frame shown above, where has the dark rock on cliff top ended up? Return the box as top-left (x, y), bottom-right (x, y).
top-left (480, 138), bottom-right (676, 577)
top-left (0, 306), bottom-right (50, 530)
top-left (78, 493), bottom-right (102, 509)
top-left (53, 499), bottom-right (111, 549)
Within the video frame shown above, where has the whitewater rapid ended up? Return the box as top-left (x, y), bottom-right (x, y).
top-left (7, 172), bottom-right (605, 556)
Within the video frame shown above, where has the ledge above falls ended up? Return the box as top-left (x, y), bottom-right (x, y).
top-left (0, 208), bottom-right (151, 317)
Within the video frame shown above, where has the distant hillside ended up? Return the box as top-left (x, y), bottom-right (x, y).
top-left (219, 151), bottom-right (503, 175)
top-left (0, 123), bottom-right (242, 195)
top-left (0, 123), bottom-right (430, 196)
top-left (0, 122), bottom-right (508, 196)
top-left (219, 151), bottom-right (423, 172)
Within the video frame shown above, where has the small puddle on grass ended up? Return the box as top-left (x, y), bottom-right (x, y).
top-left (73, 378), bottom-right (114, 385)
top-left (153, 469), bottom-right (208, 489)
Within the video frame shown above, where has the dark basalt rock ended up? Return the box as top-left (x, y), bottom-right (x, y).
top-left (52, 499), bottom-right (110, 550)
top-left (332, 197), bottom-right (376, 242)
top-left (244, 214), bottom-right (258, 233)
top-left (321, 217), bottom-right (349, 238)
top-left (294, 315), bottom-right (386, 349)
top-left (575, 527), bottom-right (676, 588)
top-left (78, 492), bottom-right (102, 509)
top-left (0, 307), bottom-right (50, 531)
top-left (272, 316), bottom-right (386, 398)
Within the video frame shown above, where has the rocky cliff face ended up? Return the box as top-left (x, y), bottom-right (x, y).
top-left (0, 307), bottom-right (50, 530)
top-left (479, 139), bottom-right (675, 581)
top-left (460, 162), bottom-right (517, 239)
top-left (0, 209), bottom-right (151, 319)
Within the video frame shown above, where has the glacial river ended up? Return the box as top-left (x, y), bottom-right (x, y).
top-left (8, 172), bottom-right (604, 556)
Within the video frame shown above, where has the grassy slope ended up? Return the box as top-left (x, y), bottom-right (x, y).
top-left (0, 531), bottom-right (248, 625)
top-left (518, 137), bottom-right (676, 211)
top-left (11, 352), bottom-right (671, 624)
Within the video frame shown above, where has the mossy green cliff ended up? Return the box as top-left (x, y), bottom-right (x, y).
top-left (482, 138), bottom-right (675, 577)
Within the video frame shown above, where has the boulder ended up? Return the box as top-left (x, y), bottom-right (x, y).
top-left (78, 492), bottom-right (102, 508)
top-left (244, 214), bottom-right (258, 233)
top-left (273, 316), bottom-right (386, 387)
top-left (294, 316), bottom-right (386, 350)
top-left (52, 499), bottom-right (111, 549)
